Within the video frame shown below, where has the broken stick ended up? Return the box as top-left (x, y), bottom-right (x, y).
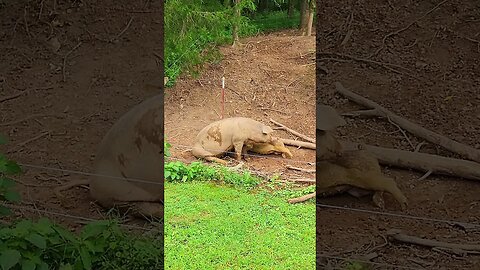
top-left (341, 141), bottom-right (480, 181)
top-left (270, 118), bottom-right (315, 143)
top-left (335, 82), bottom-right (480, 163)
top-left (289, 178), bottom-right (316, 183)
top-left (387, 229), bottom-right (480, 253)
top-left (281, 138), bottom-right (316, 150)
top-left (288, 192), bottom-right (316, 204)
top-left (286, 165), bottom-right (315, 173)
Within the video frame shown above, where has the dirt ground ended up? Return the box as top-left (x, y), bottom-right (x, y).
top-left (0, 0), bottom-right (316, 231)
top-left (0, 0), bottom-right (163, 229)
top-left (318, 0), bottom-right (480, 269)
top-left (164, 30), bottom-right (316, 179)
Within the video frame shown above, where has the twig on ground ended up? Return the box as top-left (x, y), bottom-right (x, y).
top-left (288, 192), bottom-right (316, 203)
top-left (23, 7), bottom-right (31, 38)
top-left (414, 141), bottom-right (426, 152)
top-left (38, 0), bottom-right (45, 19)
top-left (387, 116), bottom-right (415, 151)
top-left (319, 52), bottom-right (415, 77)
top-left (335, 82), bottom-right (480, 163)
top-left (110, 17), bottom-right (134, 43)
top-left (286, 165), bottom-right (315, 173)
top-left (289, 178), bottom-right (315, 183)
top-left (340, 140), bottom-right (480, 181)
top-left (282, 139), bottom-right (316, 150)
top-left (418, 170), bottom-right (433, 181)
top-left (369, 0), bottom-right (450, 58)
top-left (0, 91), bottom-right (24, 103)
top-left (62, 42), bottom-right (82, 82)
top-left (7, 131), bottom-right (50, 154)
top-left (387, 229), bottom-right (480, 254)
top-left (270, 118), bottom-right (315, 143)
top-left (0, 114), bottom-right (60, 126)
top-left (341, 109), bottom-right (380, 117)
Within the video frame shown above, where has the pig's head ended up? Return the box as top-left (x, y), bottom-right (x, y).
top-left (270, 137), bottom-right (293, 159)
top-left (250, 124), bottom-right (274, 143)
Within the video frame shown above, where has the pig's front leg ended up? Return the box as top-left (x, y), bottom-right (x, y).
top-left (233, 141), bottom-right (245, 161)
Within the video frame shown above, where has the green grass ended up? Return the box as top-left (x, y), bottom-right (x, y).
top-left (250, 10), bottom-right (302, 33)
top-left (164, 181), bottom-right (315, 270)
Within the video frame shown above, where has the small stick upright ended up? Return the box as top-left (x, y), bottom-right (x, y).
top-left (221, 77), bottom-right (225, 119)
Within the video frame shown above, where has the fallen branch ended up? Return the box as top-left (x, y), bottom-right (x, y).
top-left (340, 141), bottom-right (480, 181)
top-left (281, 138), bottom-right (316, 150)
top-left (0, 91), bottom-right (24, 103)
top-left (387, 229), bottom-right (480, 254)
top-left (7, 131), bottom-right (50, 154)
top-left (286, 165), bottom-right (315, 173)
top-left (369, 0), bottom-right (450, 58)
top-left (289, 178), bottom-right (315, 183)
top-left (110, 17), bottom-right (134, 43)
top-left (319, 52), bottom-right (414, 77)
top-left (270, 118), bottom-right (315, 143)
top-left (288, 192), bottom-right (315, 204)
top-left (54, 179), bottom-right (90, 200)
top-left (62, 42), bottom-right (82, 82)
top-left (335, 82), bottom-right (480, 163)
top-left (0, 114), bottom-right (61, 126)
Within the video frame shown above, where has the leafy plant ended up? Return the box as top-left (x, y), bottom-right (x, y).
top-left (164, 161), bottom-right (260, 189)
top-left (0, 218), bottom-right (163, 270)
top-left (0, 135), bottom-right (22, 216)
top-left (164, 140), bottom-right (171, 158)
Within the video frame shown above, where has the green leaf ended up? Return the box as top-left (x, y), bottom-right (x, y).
top-left (58, 264), bottom-right (73, 270)
top-left (0, 250), bottom-right (21, 270)
top-left (79, 248), bottom-right (92, 270)
top-left (0, 206), bottom-right (11, 217)
top-left (25, 233), bottom-right (46, 249)
top-left (20, 259), bottom-right (36, 270)
top-left (4, 191), bottom-right (20, 202)
top-left (0, 135), bottom-right (7, 145)
top-left (81, 221), bottom-right (110, 239)
top-left (0, 178), bottom-right (15, 189)
top-left (35, 218), bottom-right (54, 235)
top-left (37, 262), bottom-right (48, 270)
top-left (4, 161), bottom-right (21, 175)
top-left (52, 227), bottom-right (76, 243)
top-left (164, 170), bottom-right (171, 178)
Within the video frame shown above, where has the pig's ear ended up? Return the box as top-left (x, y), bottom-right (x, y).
top-left (262, 125), bottom-right (274, 135)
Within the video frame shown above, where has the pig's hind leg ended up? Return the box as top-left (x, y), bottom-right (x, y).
top-left (192, 146), bottom-right (228, 165)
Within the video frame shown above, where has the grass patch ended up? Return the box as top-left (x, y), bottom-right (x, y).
top-left (164, 181), bottom-right (315, 270)
top-left (250, 10), bottom-right (301, 33)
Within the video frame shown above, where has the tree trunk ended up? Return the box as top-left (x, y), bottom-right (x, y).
top-left (232, 0), bottom-right (240, 46)
top-left (299, 0), bottom-right (309, 34)
top-left (288, 0), bottom-right (295, 18)
top-left (306, 0), bottom-right (314, 36)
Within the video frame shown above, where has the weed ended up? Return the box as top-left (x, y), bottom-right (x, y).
top-left (0, 135), bottom-right (22, 216)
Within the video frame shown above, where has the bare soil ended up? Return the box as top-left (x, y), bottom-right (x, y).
top-left (0, 0), bottom-right (163, 230)
top-left (165, 30), bottom-right (316, 179)
top-left (318, 0), bottom-right (480, 269)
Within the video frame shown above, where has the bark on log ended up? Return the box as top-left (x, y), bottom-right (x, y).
top-left (281, 138), bottom-right (316, 150)
top-left (340, 141), bottom-right (480, 181)
top-left (335, 81), bottom-right (480, 163)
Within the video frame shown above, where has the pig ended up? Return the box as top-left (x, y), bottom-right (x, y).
top-left (317, 149), bottom-right (408, 210)
top-left (88, 94), bottom-right (164, 220)
top-left (191, 117), bottom-right (275, 165)
top-left (243, 136), bottom-right (293, 159)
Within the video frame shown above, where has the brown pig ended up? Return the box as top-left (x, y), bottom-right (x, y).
top-left (244, 136), bottom-right (293, 159)
top-left (192, 117), bottom-right (275, 165)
